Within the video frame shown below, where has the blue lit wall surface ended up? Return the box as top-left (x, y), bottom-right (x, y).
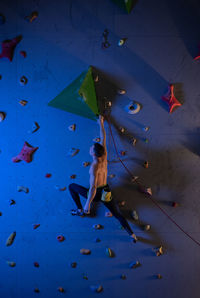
top-left (0, 0), bottom-right (200, 297)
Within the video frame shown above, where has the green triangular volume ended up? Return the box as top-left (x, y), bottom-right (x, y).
top-left (111, 0), bottom-right (134, 13)
top-left (48, 66), bottom-right (100, 121)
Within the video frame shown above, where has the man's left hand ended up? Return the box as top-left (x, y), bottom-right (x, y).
top-left (84, 203), bottom-right (91, 215)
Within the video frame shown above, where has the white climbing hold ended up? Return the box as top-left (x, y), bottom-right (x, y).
top-left (131, 210), bottom-right (139, 221)
top-left (68, 124), bottom-right (76, 131)
top-left (144, 224), bottom-right (151, 231)
top-left (17, 186), bottom-right (29, 193)
top-left (117, 89), bottom-right (126, 95)
top-left (125, 101), bottom-right (141, 114)
top-left (142, 126), bottom-right (150, 132)
top-left (67, 148), bottom-right (79, 157)
top-left (132, 138), bottom-right (137, 146)
top-left (94, 75), bottom-right (99, 82)
top-left (90, 285), bottom-right (103, 293)
top-left (119, 127), bottom-right (125, 133)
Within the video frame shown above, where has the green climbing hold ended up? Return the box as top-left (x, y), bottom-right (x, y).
top-left (111, 0), bottom-right (134, 13)
top-left (48, 66), bottom-right (100, 121)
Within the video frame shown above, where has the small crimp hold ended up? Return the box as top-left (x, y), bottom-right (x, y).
top-left (20, 75), bottom-right (28, 86)
top-left (120, 274), bottom-right (126, 280)
top-left (19, 100), bottom-right (28, 106)
top-left (94, 75), bottom-right (99, 82)
top-left (131, 210), bottom-right (139, 221)
top-left (118, 200), bottom-right (126, 207)
top-left (119, 127), bottom-right (125, 133)
top-left (80, 248), bottom-right (91, 255)
top-left (57, 287), bottom-right (65, 293)
top-left (33, 224), bottom-right (40, 230)
top-left (157, 274), bottom-right (162, 279)
top-left (129, 261), bottom-right (141, 269)
top-left (54, 185), bottom-right (66, 191)
top-left (70, 262), bottom-right (77, 268)
top-left (67, 148), bottom-right (79, 157)
top-left (17, 186), bottom-right (29, 193)
top-left (25, 11), bottom-right (38, 23)
top-left (0, 112), bottom-right (6, 122)
top-left (9, 199), bottom-right (16, 205)
top-left (172, 202), bottom-right (179, 207)
top-left (93, 224), bottom-right (103, 230)
top-left (20, 50), bottom-right (27, 58)
top-left (142, 126), bottom-right (150, 132)
top-left (6, 231), bottom-right (16, 246)
top-left (34, 288), bottom-right (40, 293)
top-left (118, 38), bottom-right (127, 46)
top-left (144, 224), bottom-right (151, 231)
top-left (70, 174), bottom-right (76, 179)
top-left (34, 262), bottom-right (39, 267)
top-left (28, 122), bottom-right (40, 133)
top-left (57, 235), bottom-right (65, 242)
top-left (45, 173), bottom-right (52, 178)
top-left (105, 211), bottom-right (112, 217)
top-left (120, 150), bottom-right (126, 156)
top-left (90, 285), bottom-right (103, 293)
top-left (143, 161), bottom-right (149, 168)
top-left (7, 261), bottom-right (16, 267)
top-left (117, 89), bottom-right (126, 95)
top-left (153, 245), bottom-right (163, 257)
top-left (82, 161), bottom-right (90, 167)
top-left (68, 124), bottom-right (76, 131)
top-left (108, 174), bottom-right (115, 178)
top-left (106, 247), bottom-right (115, 258)
top-left (132, 138), bottom-right (137, 146)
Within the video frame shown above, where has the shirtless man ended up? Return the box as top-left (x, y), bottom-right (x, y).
top-left (68, 115), bottom-right (137, 242)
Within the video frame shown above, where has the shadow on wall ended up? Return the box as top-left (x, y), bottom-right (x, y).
top-left (105, 118), bottom-right (192, 251)
top-left (167, 0), bottom-right (200, 58)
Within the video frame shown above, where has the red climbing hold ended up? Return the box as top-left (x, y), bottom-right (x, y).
top-left (12, 142), bottom-right (38, 163)
top-left (162, 84), bottom-right (182, 113)
top-left (45, 173), bottom-right (52, 178)
top-left (33, 224), bottom-right (40, 230)
top-left (0, 35), bottom-right (22, 61)
top-left (57, 235), bottom-right (65, 242)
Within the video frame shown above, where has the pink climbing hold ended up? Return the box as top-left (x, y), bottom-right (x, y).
top-left (12, 142), bottom-right (38, 163)
top-left (0, 35), bottom-right (22, 61)
top-left (162, 84), bottom-right (182, 113)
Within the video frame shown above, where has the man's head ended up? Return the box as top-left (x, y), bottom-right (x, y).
top-left (90, 143), bottom-right (105, 158)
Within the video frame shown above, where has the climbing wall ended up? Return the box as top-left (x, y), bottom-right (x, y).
top-left (1, 0), bottom-right (200, 298)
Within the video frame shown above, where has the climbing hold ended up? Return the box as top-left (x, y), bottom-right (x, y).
top-left (80, 248), bottom-right (91, 255)
top-left (108, 174), bottom-right (115, 178)
top-left (129, 261), bottom-right (141, 269)
top-left (9, 199), bottom-right (16, 205)
top-left (70, 174), bottom-right (76, 179)
top-left (105, 211), bottom-right (112, 217)
top-left (117, 89), bottom-right (126, 95)
top-left (142, 126), bottom-right (150, 132)
top-left (119, 127), bottom-right (125, 133)
top-left (17, 186), bottom-right (29, 193)
top-left (143, 161), bottom-right (149, 168)
top-left (153, 245), bottom-right (163, 257)
top-left (157, 274), bottom-right (162, 279)
top-left (90, 285), bottom-right (103, 293)
top-left (118, 38), bottom-right (127, 46)
top-left (12, 142), bottom-right (38, 163)
top-left (131, 176), bottom-right (139, 182)
top-left (139, 186), bottom-right (152, 196)
top-left (93, 224), bottom-right (103, 230)
top-left (83, 274), bottom-right (88, 280)
top-left (6, 231), bottom-right (16, 246)
top-left (82, 161), bottom-right (90, 167)
top-left (68, 124), bottom-right (76, 131)
top-left (162, 84), bottom-right (182, 113)
top-left (93, 137), bottom-right (100, 142)
top-left (0, 112), bottom-right (6, 122)
top-left (105, 101), bottom-right (112, 108)
top-left (131, 210), bottom-right (139, 221)
top-left (102, 29), bottom-right (110, 49)
top-left (0, 35), bottom-right (22, 61)
top-left (33, 224), bottom-right (40, 230)
top-left (19, 75), bottom-right (28, 86)
top-left (94, 237), bottom-right (101, 243)
top-left (34, 288), bottom-right (40, 293)
top-left (125, 101), bottom-right (141, 114)
top-left (120, 150), bottom-right (126, 156)
top-left (94, 75), bottom-right (99, 82)
top-left (120, 274), bottom-right (126, 280)
top-left (28, 122), bottom-right (40, 133)
top-left (34, 262), bottom-right (39, 267)
top-left (0, 74), bottom-right (2, 80)
top-left (0, 14), bottom-right (6, 25)
top-left (0, 211), bottom-right (2, 216)
top-left (132, 138), bottom-right (137, 146)
top-left (57, 235), bottom-right (65, 242)
top-left (7, 261), bottom-right (16, 267)
top-left (106, 247), bottom-right (115, 258)
top-left (25, 11), bottom-right (38, 23)
top-left (70, 262), bottom-right (77, 268)
top-left (172, 202), bottom-right (179, 207)
top-left (45, 173), bottom-right (52, 178)
top-left (144, 138), bottom-right (149, 143)
top-left (57, 287), bottom-right (65, 293)
top-left (19, 100), bottom-right (28, 106)
top-left (67, 148), bottom-right (79, 157)
top-left (144, 224), bottom-right (151, 231)
top-left (55, 185), bottom-right (66, 191)
top-left (20, 50), bottom-right (27, 58)
top-left (118, 200), bottom-right (126, 207)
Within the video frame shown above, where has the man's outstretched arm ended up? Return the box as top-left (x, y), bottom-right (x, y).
top-left (99, 115), bottom-right (107, 155)
top-left (83, 163), bottom-right (98, 214)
